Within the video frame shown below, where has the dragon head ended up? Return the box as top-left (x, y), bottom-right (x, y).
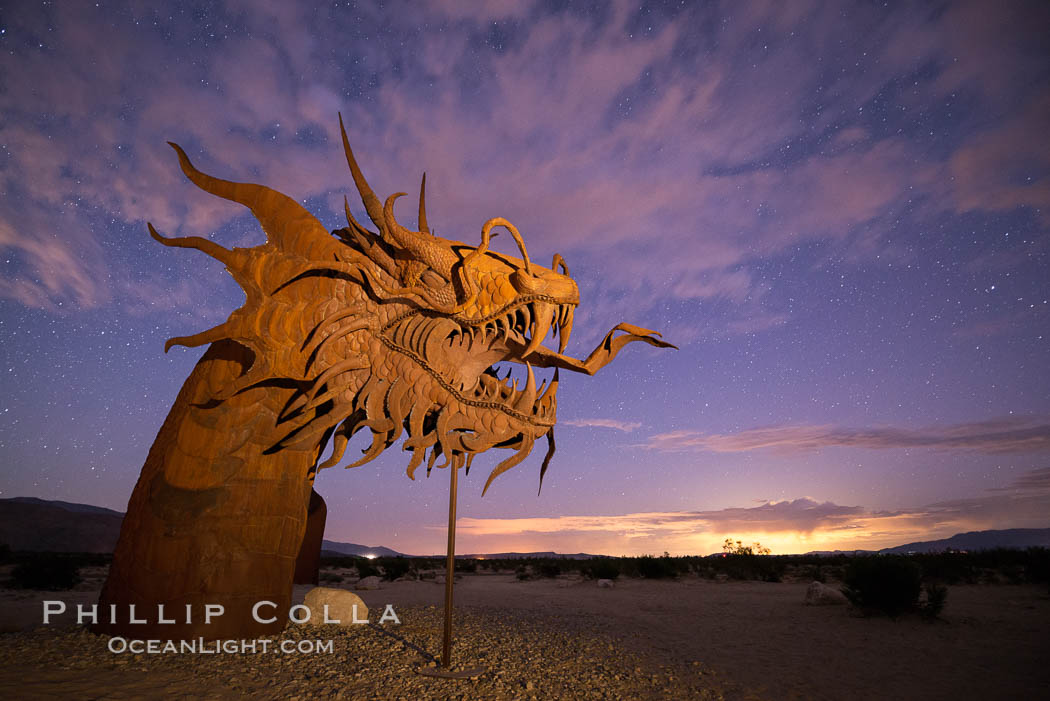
top-left (149, 115), bottom-right (673, 494)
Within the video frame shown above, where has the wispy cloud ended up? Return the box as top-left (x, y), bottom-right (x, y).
top-left (636, 417), bottom-right (1050, 455)
top-left (563, 418), bottom-right (642, 432)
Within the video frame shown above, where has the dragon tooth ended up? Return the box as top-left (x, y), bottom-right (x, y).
top-left (514, 362), bottom-right (537, 412)
top-left (559, 306), bottom-right (574, 354)
top-left (538, 367), bottom-right (559, 408)
top-left (523, 301), bottom-right (554, 357)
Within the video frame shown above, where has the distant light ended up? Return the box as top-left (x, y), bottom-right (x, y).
top-left (364, 554), bottom-right (377, 560)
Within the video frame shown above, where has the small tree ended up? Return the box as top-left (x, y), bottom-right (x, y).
top-left (723, 538), bottom-right (771, 556)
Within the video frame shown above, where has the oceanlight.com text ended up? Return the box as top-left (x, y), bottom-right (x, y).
top-left (107, 637), bottom-right (335, 655)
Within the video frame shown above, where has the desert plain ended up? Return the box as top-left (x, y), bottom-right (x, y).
top-left (0, 564), bottom-right (1048, 700)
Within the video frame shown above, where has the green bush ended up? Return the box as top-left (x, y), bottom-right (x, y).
top-left (515, 564), bottom-right (530, 581)
top-left (10, 555), bottom-right (81, 590)
top-left (842, 556), bottom-right (921, 617)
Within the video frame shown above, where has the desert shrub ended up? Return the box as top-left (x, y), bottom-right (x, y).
top-left (515, 565), bottom-right (530, 581)
top-left (0, 544), bottom-right (11, 564)
top-left (715, 554), bottom-right (783, 582)
top-left (355, 558), bottom-right (380, 579)
top-left (10, 555), bottom-right (81, 590)
top-left (455, 559), bottom-right (477, 573)
top-left (842, 556), bottom-right (921, 617)
top-left (636, 554), bottom-right (677, 579)
top-left (1026, 548), bottom-right (1050, 592)
top-left (803, 564), bottom-right (826, 583)
top-left (319, 570), bottom-right (343, 583)
top-left (920, 583), bottom-right (948, 620)
top-left (379, 557), bottom-right (411, 581)
top-left (913, 552), bottom-right (978, 585)
top-left (584, 558), bottom-right (621, 580)
top-left (537, 561), bottom-right (562, 578)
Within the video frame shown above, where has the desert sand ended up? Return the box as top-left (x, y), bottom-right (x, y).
top-left (1, 566), bottom-right (1048, 699)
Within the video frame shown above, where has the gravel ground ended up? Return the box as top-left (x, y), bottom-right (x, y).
top-left (0, 606), bottom-right (728, 700)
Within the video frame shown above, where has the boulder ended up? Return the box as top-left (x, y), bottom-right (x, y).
top-left (302, 587), bottom-right (369, 626)
top-left (355, 575), bottom-right (381, 590)
top-left (805, 581), bottom-right (848, 605)
top-left (597, 578), bottom-right (614, 588)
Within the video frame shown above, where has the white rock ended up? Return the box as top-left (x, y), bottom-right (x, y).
top-left (805, 581), bottom-right (848, 605)
top-left (597, 578), bottom-right (614, 588)
top-left (302, 587), bottom-right (369, 625)
top-left (355, 575), bottom-right (382, 590)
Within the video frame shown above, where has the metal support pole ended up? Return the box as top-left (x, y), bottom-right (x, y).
top-left (416, 462), bottom-right (484, 680)
top-left (441, 461), bottom-right (458, 668)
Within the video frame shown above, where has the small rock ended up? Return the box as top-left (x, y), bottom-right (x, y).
top-left (302, 586), bottom-right (370, 624)
top-left (597, 579), bottom-right (614, 588)
top-left (355, 576), bottom-right (382, 591)
top-left (805, 581), bottom-right (848, 605)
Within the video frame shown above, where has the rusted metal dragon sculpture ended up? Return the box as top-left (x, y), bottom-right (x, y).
top-left (96, 116), bottom-right (674, 640)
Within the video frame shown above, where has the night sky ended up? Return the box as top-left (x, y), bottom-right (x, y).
top-left (1, 1), bottom-right (1048, 556)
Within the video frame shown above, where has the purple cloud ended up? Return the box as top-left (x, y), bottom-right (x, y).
top-left (638, 417), bottom-right (1050, 454)
top-left (563, 418), bottom-right (642, 433)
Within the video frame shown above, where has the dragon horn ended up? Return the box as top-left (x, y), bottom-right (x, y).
top-left (418, 172), bottom-right (430, 235)
top-left (338, 112), bottom-right (386, 237)
top-left (167, 143), bottom-right (330, 254)
top-left (476, 217), bottom-right (532, 276)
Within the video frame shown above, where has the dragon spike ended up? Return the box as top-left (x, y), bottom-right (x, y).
top-left (166, 142), bottom-right (329, 254)
top-left (405, 447), bottom-right (425, 480)
top-left (347, 428), bottom-right (390, 468)
top-left (148, 223), bottom-right (241, 270)
top-left (538, 428), bottom-right (556, 495)
top-left (418, 172), bottom-right (430, 234)
top-left (342, 195), bottom-right (371, 237)
top-left (552, 253), bottom-right (569, 276)
top-left (482, 433), bottom-right (535, 496)
top-left (338, 112), bottom-right (386, 236)
top-left (164, 321), bottom-right (237, 353)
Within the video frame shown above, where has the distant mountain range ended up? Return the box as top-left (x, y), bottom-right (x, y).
top-left (0, 497), bottom-right (124, 552)
top-left (321, 540), bottom-right (407, 558)
top-left (2, 497), bottom-right (1048, 557)
top-left (321, 542), bottom-right (598, 559)
top-left (876, 528), bottom-right (1050, 554)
